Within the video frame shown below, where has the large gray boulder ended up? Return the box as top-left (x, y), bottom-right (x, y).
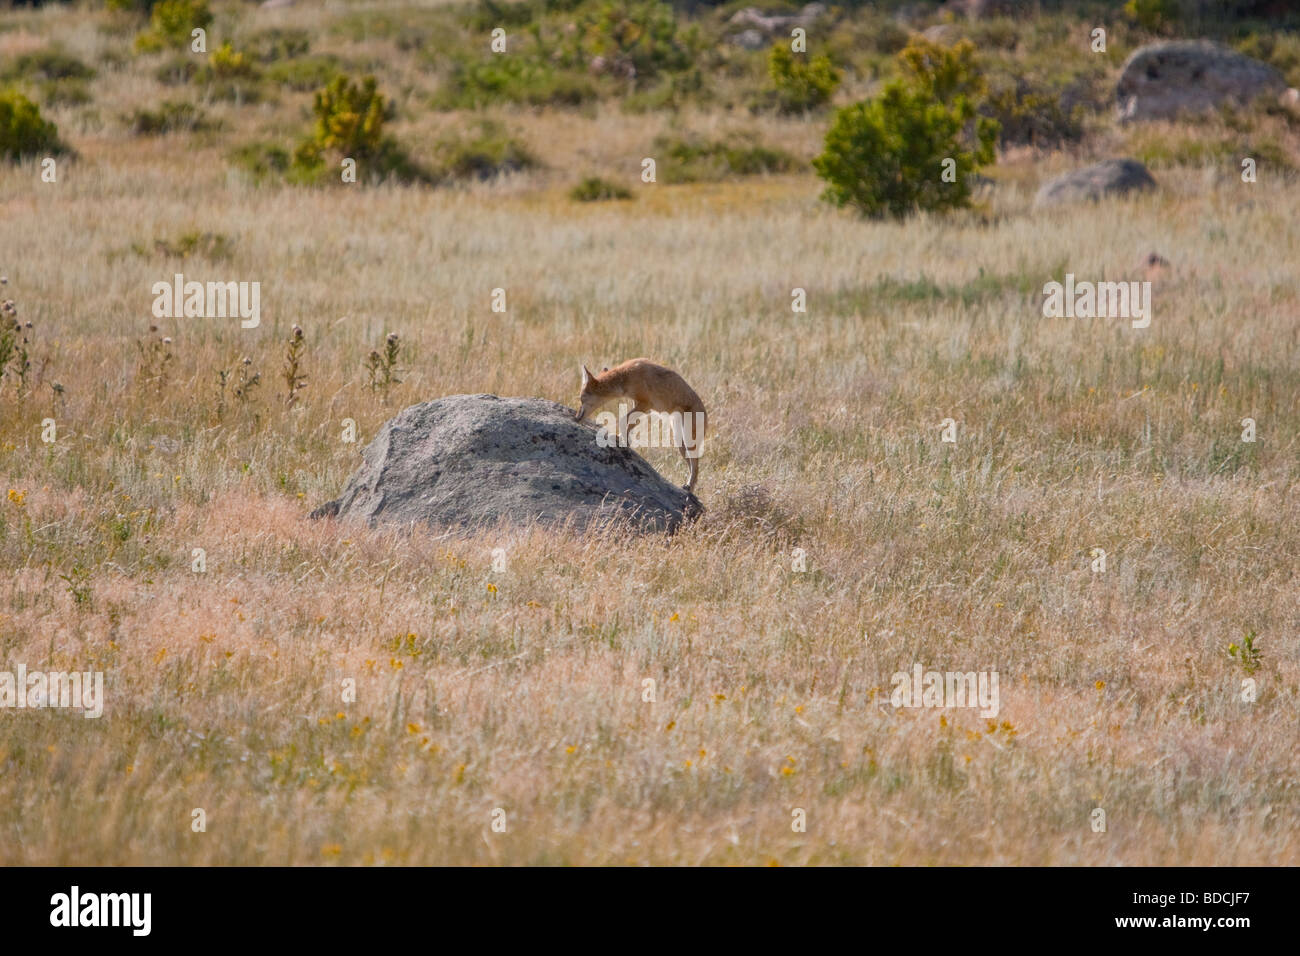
top-left (1034, 158), bottom-right (1157, 207)
top-left (310, 394), bottom-right (702, 534)
top-left (1116, 40), bottom-right (1286, 122)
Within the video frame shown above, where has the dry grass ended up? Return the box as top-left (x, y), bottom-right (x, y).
top-left (0, 0), bottom-right (1298, 865)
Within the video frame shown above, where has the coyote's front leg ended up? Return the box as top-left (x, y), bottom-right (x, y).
top-left (672, 412), bottom-right (700, 493)
top-left (678, 440), bottom-right (698, 492)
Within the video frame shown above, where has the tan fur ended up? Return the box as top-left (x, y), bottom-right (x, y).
top-left (575, 358), bottom-right (707, 492)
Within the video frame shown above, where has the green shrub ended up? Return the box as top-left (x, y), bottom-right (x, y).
top-left (656, 133), bottom-right (796, 183)
top-left (290, 75), bottom-right (427, 185)
top-left (1124, 0), bottom-right (1178, 32)
top-left (434, 55), bottom-right (596, 109)
top-left (1236, 33), bottom-right (1300, 88)
top-left (434, 120), bottom-right (538, 181)
top-left (0, 89), bottom-right (66, 161)
top-left (302, 74), bottom-right (387, 157)
top-left (900, 37), bottom-right (1091, 150)
top-left (436, 0), bottom-right (703, 110)
top-left (570, 175), bottom-right (633, 200)
top-left (824, 9), bottom-right (909, 80)
top-left (230, 141), bottom-right (291, 183)
top-left (41, 80), bottom-right (94, 108)
top-left (266, 55), bottom-right (343, 92)
top-left (621, 68), bottom-right (705, 113)
top-left (248, 28), bottom-right (311, 62)
top-left (0, 48), bottom-right (96, 110)
top-left (765, 44), bottom-right (841, 113)
top-left (3, 48), bottom-right (95, 82)
top-left (864, 18), bottom-right (912, 56)
top-left (206, 42), bottom-right (258, 79)
top-left (982, 75), bottom-right (1085, 148)
top-left (1126, 127), bottom-right (1294, 173)
top-left (155, 55), bottom-right (198, 86)
top-left (106, 0), bottom-right (160, 12)
top-left (896, 36), bottom-right (986, 105)
top-left (194, 43), bottom-right (263, 103)
top-left (98, 47), bottom-right (131, 71)
top-left (127, 100), bottom-right (213, 135)
top-left (134, 0), bottom-right (213, 53)
top-left (462, 0), bottom-right (560, 31)
top-left (561, 0), bottom-right (699, 80)
top-left (964, 18), bottom-right (1021, 52)
top-left (330, 10), bottom-right (423, 43)
top-left (813, 79), bottom-right (997, 220)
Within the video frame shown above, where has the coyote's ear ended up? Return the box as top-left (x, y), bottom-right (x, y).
top-left (580, 364), bottom-right (593, 388)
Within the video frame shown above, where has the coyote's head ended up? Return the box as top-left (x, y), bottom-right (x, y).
top-left (574, 364), bottom-right (605, 422)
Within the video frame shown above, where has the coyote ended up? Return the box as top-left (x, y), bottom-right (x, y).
top-left (574, 358), bottom-right (707, 493)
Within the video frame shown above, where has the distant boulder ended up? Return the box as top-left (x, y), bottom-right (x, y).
top-left (725, 3), bottom-right (824, 46)
top-left (1116, 40), bottom-right (1286, 122)
top-left (1034, 158), bottom-right (1157, 207)
top-left (922, 24), bottom-right (962, 45)
top-left (310, 394), bottom-right (702, 535)
top-left (727, 29), bottom-right (768, 52)
top-left (727, 3), bottom-right (825, 34)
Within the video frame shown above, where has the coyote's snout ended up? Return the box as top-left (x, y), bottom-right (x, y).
top-left (575, 358), bottom-right (707, 493)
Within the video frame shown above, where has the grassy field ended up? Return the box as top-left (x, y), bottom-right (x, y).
top-left (1, 0), bottom-right (1298, 865)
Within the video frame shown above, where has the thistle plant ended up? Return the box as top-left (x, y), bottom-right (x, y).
top-left (233, 355), bottom-right (260, 404)
top-left (365, 331), bottom-right (401, 400)
top-left (135, 325), bottom-right (173, 395)
top-left (282, 324), bottom-right (308, 406)
top-left (215, 353), bottom-right (261, 421)
top-left (4, 307), bottom-right (34, 397)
